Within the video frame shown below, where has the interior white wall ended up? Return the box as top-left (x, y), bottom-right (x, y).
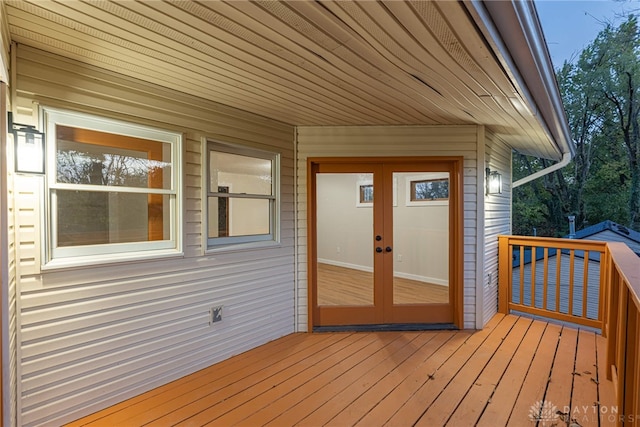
top-left (316, 173), bottom-right (374, 271)
top-left (316, 172), bottom-right (449, 285)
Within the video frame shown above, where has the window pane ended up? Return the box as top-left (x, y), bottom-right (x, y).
top-left (208, 197), bottom-right (271, 238)
top-left (56, 190), bottom-right (170, 246)
top-left (411, 179), bottom-right (449, 201)
top-left (359, 184), bottom-right (373, 203)
top-left (56, 125), bottom-right (172, 189)
top-left (209, 151), bottom-right (272, 196)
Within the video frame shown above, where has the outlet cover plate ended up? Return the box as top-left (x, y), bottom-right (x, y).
top-left (211, 306), bottom-right (223, 324)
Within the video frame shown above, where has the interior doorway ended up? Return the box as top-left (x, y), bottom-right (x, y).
top-left (308, 157), bottom-right (463, 329)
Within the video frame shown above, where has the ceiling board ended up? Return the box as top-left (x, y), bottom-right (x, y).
top-left (4, 0), bottom-right (565, 158)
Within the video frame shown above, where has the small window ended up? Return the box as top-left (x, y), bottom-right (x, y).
top-left (207, 142), bottom-right (279, 247)
top-left (404, 173), bottom-right (449, 206)
top-left (44, 108), bottom-right (182, 264)
top-left (359, 184), bottom-right (373, 204)
top-left (411, 178), bottom-right (449, 201)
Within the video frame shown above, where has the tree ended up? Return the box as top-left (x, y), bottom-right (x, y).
top-left (513, 14), bottom-right (640, 235)
top-left (585, 15), bottom-right (640, 228)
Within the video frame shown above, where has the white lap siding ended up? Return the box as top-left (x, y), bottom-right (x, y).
top-left (481, 133), bottom-right (512, 326)
top-left (14, 46), bottom-right (295, 426)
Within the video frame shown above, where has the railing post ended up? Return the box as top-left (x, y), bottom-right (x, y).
top-left (606, 258), bottom-right (620, 383)
top-left (498, 236), bottom-right (510, 314)
top-left (600, 246), bottom-right (610, 338)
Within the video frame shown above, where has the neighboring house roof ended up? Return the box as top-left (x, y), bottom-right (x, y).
top-left (571, 220), bottom-right (640, 255)
top-left (513, 220), bottom-right (640, 267)
top-left (2, 0), bottom-right (572, 161)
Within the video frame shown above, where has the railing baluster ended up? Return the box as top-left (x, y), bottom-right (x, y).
top-left (569, 249), bottom-right (575, 316)
top-left (531, 246), bottom-right (536, 308)
top-left (519, 246), bottom-right (525, 305)
top-left (543, 247), bottom-right (549, 310)
top-left (583, 250), bottom-right (589, 319)
top-left (556, 249), bottom-right (561, 315)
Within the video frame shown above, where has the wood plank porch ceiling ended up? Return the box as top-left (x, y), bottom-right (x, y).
top-left (68, 314), bottom-right (616, 426)
top-left (6, 0), bottom-right (556, 158)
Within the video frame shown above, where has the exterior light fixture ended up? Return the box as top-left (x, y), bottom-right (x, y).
top-left (9, 112), bottom-right (45, 174)
top-left (486, 168), bottom-right (502, 195)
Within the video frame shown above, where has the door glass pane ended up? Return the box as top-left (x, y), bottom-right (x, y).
top-left (393, 172), bottom-right (449, 304)
top-left (316, 173), bottom-right (374, 306)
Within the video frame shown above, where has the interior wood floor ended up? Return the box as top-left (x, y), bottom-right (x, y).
top-left (317, 263), bottom-right (449, 305)
top-left (67, 314), bottom-right (616, 427)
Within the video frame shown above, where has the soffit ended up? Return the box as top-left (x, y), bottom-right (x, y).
top-left (5, 0), bottom-right (560, 159)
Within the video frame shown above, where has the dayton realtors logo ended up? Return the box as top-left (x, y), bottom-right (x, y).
top-left (529, 400), bottom-right (629, 424)
top-left (528, 400), bottom-right (559, 425)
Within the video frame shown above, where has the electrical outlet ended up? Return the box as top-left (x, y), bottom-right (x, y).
top-left (397, 254), bottom-right (403, 262)
top-left (337, 246), bottom-right (341, 253)
top-left (210, 306), bottom-right (223, 324)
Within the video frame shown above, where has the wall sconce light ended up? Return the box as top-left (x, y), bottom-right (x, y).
top-left (486, 168), bottom-right (502, 195)
top-left (9, 113), bottom-right (45, 174)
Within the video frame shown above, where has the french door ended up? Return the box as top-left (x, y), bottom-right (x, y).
top-left (308, 158), bottom-right (462, 328)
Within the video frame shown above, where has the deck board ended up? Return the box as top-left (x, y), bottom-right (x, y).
top-left (505, 321), bottom-right (562, 426)
top-left (474, 318), bottom-right (547, 427)
top-left (67, 314), bottom-right (615, 427)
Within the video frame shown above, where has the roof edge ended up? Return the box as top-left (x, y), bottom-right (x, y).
top-left (465, 0), bottom-right (575, 160)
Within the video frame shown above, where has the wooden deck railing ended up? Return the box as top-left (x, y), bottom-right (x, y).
top-left (498, 235), bottom-right (607, 329)
top-left (498, 236), bottom-right (640, 425)
top-left (603, 242), bottom-right (640, 425)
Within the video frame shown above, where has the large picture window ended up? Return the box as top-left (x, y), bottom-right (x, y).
top-left (44, 108), bottom-right (182, 263)
top-left (207, 141), bottom-right (279, 247)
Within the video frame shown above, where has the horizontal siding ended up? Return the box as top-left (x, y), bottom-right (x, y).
top-left (5, 123), bottom-right (18, 427)
top-left (296, 125), bottom-right (479, 329)
top-left (483, 133), bottom-right (512, 326)
top-left (14, 46), bottom-right (296, 426)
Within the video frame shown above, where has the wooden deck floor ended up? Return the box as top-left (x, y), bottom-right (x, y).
top-left (67, 314), bottom-right (617, 427)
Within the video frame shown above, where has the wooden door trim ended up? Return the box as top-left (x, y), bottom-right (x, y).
top-left (307, 156), bottom-right (465, 330)
top-left (308, 161), bottom-right (384, 328)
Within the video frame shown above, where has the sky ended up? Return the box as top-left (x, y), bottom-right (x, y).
top-left (536, 0), bottom-right (639, 67)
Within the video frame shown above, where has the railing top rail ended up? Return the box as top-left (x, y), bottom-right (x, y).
top-left (498, 235), bottom-right (608, 253)
top-left (607, 241), bottom-right (640, 310)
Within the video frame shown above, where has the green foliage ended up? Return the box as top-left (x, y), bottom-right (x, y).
top-left (514, 13), bottom-right (640, 235)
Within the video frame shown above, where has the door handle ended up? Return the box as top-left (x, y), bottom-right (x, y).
top-left (385, 246), bottom-right (392, 252)
top-left (376, 247), bottom-right (383, 253)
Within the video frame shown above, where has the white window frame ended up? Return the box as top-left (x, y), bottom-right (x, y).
top-left (206, 140), bottom-right (280, 249)
top-left (42, 107), bottom-right (183, 267)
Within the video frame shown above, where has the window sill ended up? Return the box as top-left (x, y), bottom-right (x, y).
top-left (41, 249), bottom-right (184, 271)
top-left (205, 239), bottom-right (281, 254)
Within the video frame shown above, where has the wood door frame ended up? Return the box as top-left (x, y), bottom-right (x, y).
top-left (307, 156), bottom-right (464, 330)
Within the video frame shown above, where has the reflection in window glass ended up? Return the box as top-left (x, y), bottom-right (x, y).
top-left (56, 126), bottom-right (172, 189)
top-left (56, 191), bottom-right (170, 246)
top-left (207, 143), bottom-right (278, 247)
top-left (411, 178), bottom-right (449, 201)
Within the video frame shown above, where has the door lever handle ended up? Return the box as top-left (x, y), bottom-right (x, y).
top-left (385, 246), bottom-right (392, 252)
